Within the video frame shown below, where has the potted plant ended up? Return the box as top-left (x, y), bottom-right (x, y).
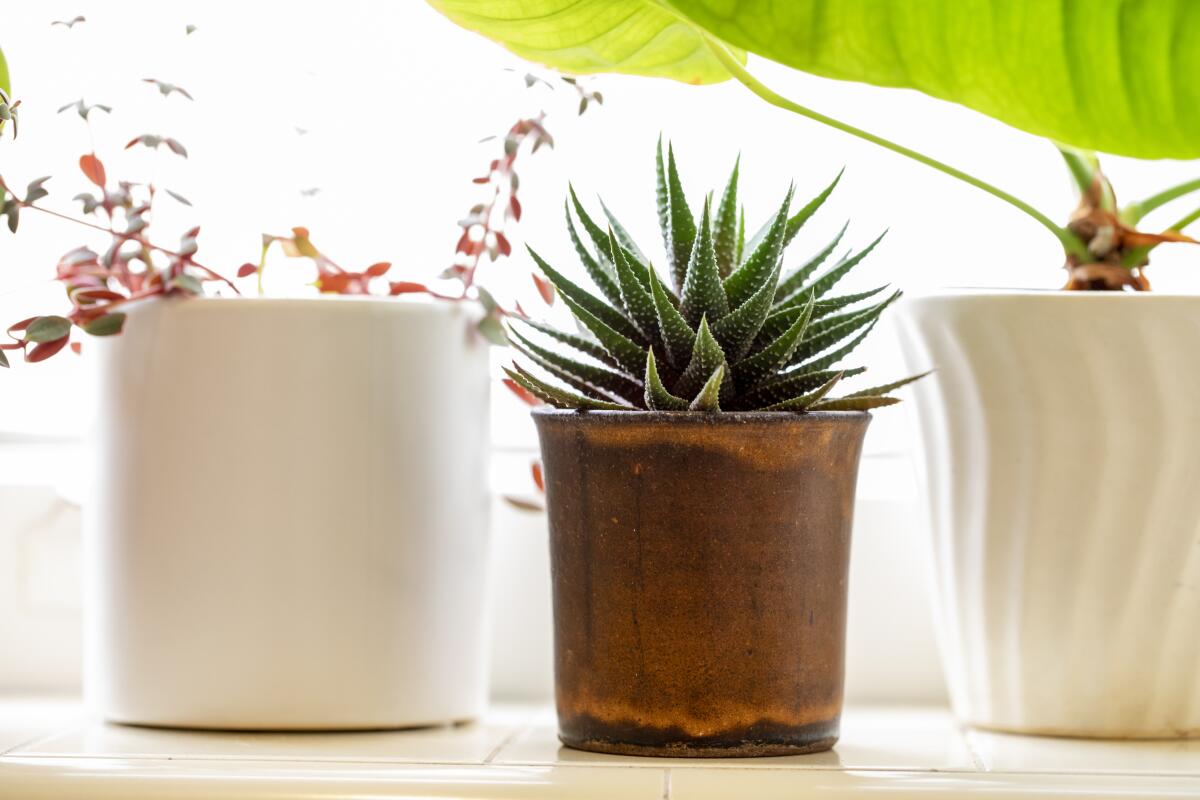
top-left (429, 1), bottom-right (1200, 739)
top-left (0, 35), bottom-right (592, 730)
top-left (502, 140), bottom-right (922, 756)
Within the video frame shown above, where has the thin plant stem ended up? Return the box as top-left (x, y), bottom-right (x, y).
top-left (1124, 177), bottom-right (1200, 225)
top-left (704, 37), bottom-right (1090, 260)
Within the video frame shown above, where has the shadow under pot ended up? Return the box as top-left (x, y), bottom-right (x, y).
top-left (532, 408), bottom-right (870, 757)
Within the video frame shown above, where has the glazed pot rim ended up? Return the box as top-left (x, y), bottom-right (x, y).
top-left (116, 294), bottom-right (472, 317)
top-left (530, 408), bottom-right (870, 423)
top-left (904, 288), bottom-right (1200, 300)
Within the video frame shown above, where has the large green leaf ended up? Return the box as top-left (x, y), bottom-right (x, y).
top-left (0, 47), bottom-right (9, 96)
top-left (427, 1), bottom-right (742, 84)
top-left (430, 1), bottom-right (1200, 159)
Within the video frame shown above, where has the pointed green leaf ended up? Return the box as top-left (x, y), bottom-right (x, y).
top-left (504, 365), bottom-right (630, 411)
top-left (514, 317), bottom-right (619, 369)
top-left (711, 256), bottom-right (779, 361)
top-left (0, 348), bottom-right (8, 368)
top-left (735, 205), bottom-right (745, 265)
top-left (558, 292), bottom-right (648, 377)
top-left (733, 293), bottom-right (815, 389)
top-left (713, 156), bottom-right (740, 277)
top-left (689, 363), bottom-right (725, 411)
top-left (509, 325), bottom-right (644, 404)
top-left (812, 396), bottom-right (902, 412)
top-left (783, 168), bottom-right (843, 248)
top-left (565, 201), bottom-right (624, 309)
top-left (794, 320), bottom-right (878, 374)
top-left (680, 196), bottom-right (729, 326)
top-left (796, 231), bottom-right (886, 301)
top-left (644, 350), bottom-right (688, 410)
top-left (769, 285), bottom-right (888, 337)
top-left (600, 197), bottom-right (649, 265)
top-left (789, 291), bottom-right (900, 367)
top-left (742, 367), bottom-right (866, 410)
top-left (648, 263), bottom-right (695, 369)
top-left (845, 370), bottom-right (932, 399)
top-left (512, 340), bottom-right (626, 403)
top-left (764, 371), bottom-right (843, 411)
top-left (608, 228), bottom-right (659, 340)
top-left (675, 315), bottom-right (728, 399)
top-left (528, 246), bottom-right (644, 343)
top-left (723, 183), bottom-right (793, 307)
top-left (568, 185), bottom-right (617, 268)
top-left (774, 222), bottom-right (848, 305)
top-left (664, 143), bottom-right (696, 292)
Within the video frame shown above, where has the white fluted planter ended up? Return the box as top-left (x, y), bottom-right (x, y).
top-left (84, 297), bottom-right (491, 730)
top-left (896, 291), bottom-right (1200, 738)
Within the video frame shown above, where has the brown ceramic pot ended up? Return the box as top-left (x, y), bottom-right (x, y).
top-left (532, 408), bottom-right (871, 758)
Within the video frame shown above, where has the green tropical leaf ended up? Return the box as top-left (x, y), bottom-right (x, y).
top-left (0, 46), bottom-right (9, 97)
top-left (713, 156), bottom-right (740, 277)
top-left (723, 183), bottom-right (793, 307)
top-left (680, 196), bottom-right (729, 326)
top-left (689, 363), bottom-right (725, 411)
top-left (427, 0), bottom-right (743, 85)
top-left (644, 350), bottom-right (688, 411)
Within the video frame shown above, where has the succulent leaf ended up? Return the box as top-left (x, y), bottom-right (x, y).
top-left (783, 168), bottom-right (843, 249)
top-left (600, 197), bottom-right (649, 265)
top-left (736, 205), bottom-right (746, 265)
top-left (504, 365), bottom-right (630, 411)
top-left (514, 317), bottom-right (619, 368)
top-left (793, 320), bottom-right (878, 374)
top-left (512, 341), bottom-right (627, 403)
top-left (558, 291), bottom-right (649, 377)
top-left (565, 201), bottom-right (624, 308)
top-left (528, 246), bottom-right (645, 343)
top-left (844, 370), bottom-right (933, 399)
top-left (609, 228), bottom-right (660, 340)
top-left (741, 366), bottom-right (866, 410)
top-left (723, 183), bottom-right (794, 307)
top-left (711, 256), bottom-right (780, 360)
top-left (811, 396), bottom-right (902, 411)
top-left (789, 291), bottom-right (901, 367)
top-left (689, 363), bottom-right (725, 411)
top-left (648, 263), bottom-right (696, 369)
top-left (663, 142), bottom-right (697, 292)
top-left (675, 315), bottom-right (728, 399)
top-left (509, 325), bottom-right (645, 405)
top-left (713, 156), bottom-right (740, 277)
top-left (734, 292), bottom-right (816, 388)
top-left (680, 196), bottom-right (730, 326)
top-left (775, 222), bottom-right (848, 304)
top-left (763, 284), bottom-right (887, 342)
top-left (644, 350), bottom-right (689, 411)
top-left (568, 184), bottom-right (618, 269)
top-left (799, 231), bottom-right (886, 300)
top-left (764, 371), bottom-right (843, 411)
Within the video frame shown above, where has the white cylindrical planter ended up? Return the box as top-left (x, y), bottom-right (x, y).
top-left (84, 297), bottom-right (491, 730)
top-left (896, 291), bottom-right (1200, 738)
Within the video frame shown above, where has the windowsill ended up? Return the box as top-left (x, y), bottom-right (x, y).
top-left (2, 697), bottom-right (1198, 798)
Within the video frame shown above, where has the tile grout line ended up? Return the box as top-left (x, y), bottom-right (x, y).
top-left (661, 767), bottom-right (671, 799)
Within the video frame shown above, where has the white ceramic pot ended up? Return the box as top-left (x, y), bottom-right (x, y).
top-left (84, 297), bottom-right (491, 730)
top-left (896, 291), bottom-right (1200, 738)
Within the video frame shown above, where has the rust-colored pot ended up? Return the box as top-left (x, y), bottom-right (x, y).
top-left (532, 409), bottom-right (871, 758)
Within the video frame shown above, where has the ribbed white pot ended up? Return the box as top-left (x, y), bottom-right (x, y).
top-left (895, 292), bottom-right (1200, 738)
top-left (84, 297), bottom-right (491, 730)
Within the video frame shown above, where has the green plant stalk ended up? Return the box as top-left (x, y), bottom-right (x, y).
top-left (704, 37), bottom-right (1090, 261)
top-left (1123, 177), bottom-right (1200, 225)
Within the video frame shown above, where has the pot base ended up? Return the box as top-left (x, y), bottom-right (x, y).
top-left (558, 734), bottom-right (837, 758)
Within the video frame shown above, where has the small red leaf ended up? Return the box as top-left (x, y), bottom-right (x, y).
top-left (531, 461), bottom-right (545, 492)
top-left (532, 272), bottom-right (555, 305)
top-left (388, 281), bottom-right (429, 296)
top-left (472, 176), bottom-right (490, 184)
top-left (27, 335), bottom-right (71, 363)
top-left (495, 232), bottom-right (512, 257)
top-left (509, 196), bottom-right (522, 221)
top-left (236, 263), bottom-right (257, 278)
top-left (365, 261), bottom-right (392, 277)
top-left (70, 342), bottom-right (83, 355)
top-left (503, 378), bottom-right (540, 407)
top-left (79, 153), bottom-right (106, 188)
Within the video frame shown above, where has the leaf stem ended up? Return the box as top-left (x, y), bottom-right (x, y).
top-left (704, 37), bottom-right (1089, 260)
top-left (1169, 205), bottom-right (1200, 233)
top-left (1123, 177), bottom-right (1200, 225)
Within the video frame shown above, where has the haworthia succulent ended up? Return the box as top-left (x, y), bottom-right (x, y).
top-left (844, 371), bottom-right (932, 399)
top-left (774, 222), bottom-right (848, 304)
top-left (507, 141), bottom-right (926, 412)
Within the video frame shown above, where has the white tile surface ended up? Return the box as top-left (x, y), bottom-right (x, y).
top-left (4, 697), bottom-right (1200, 799)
